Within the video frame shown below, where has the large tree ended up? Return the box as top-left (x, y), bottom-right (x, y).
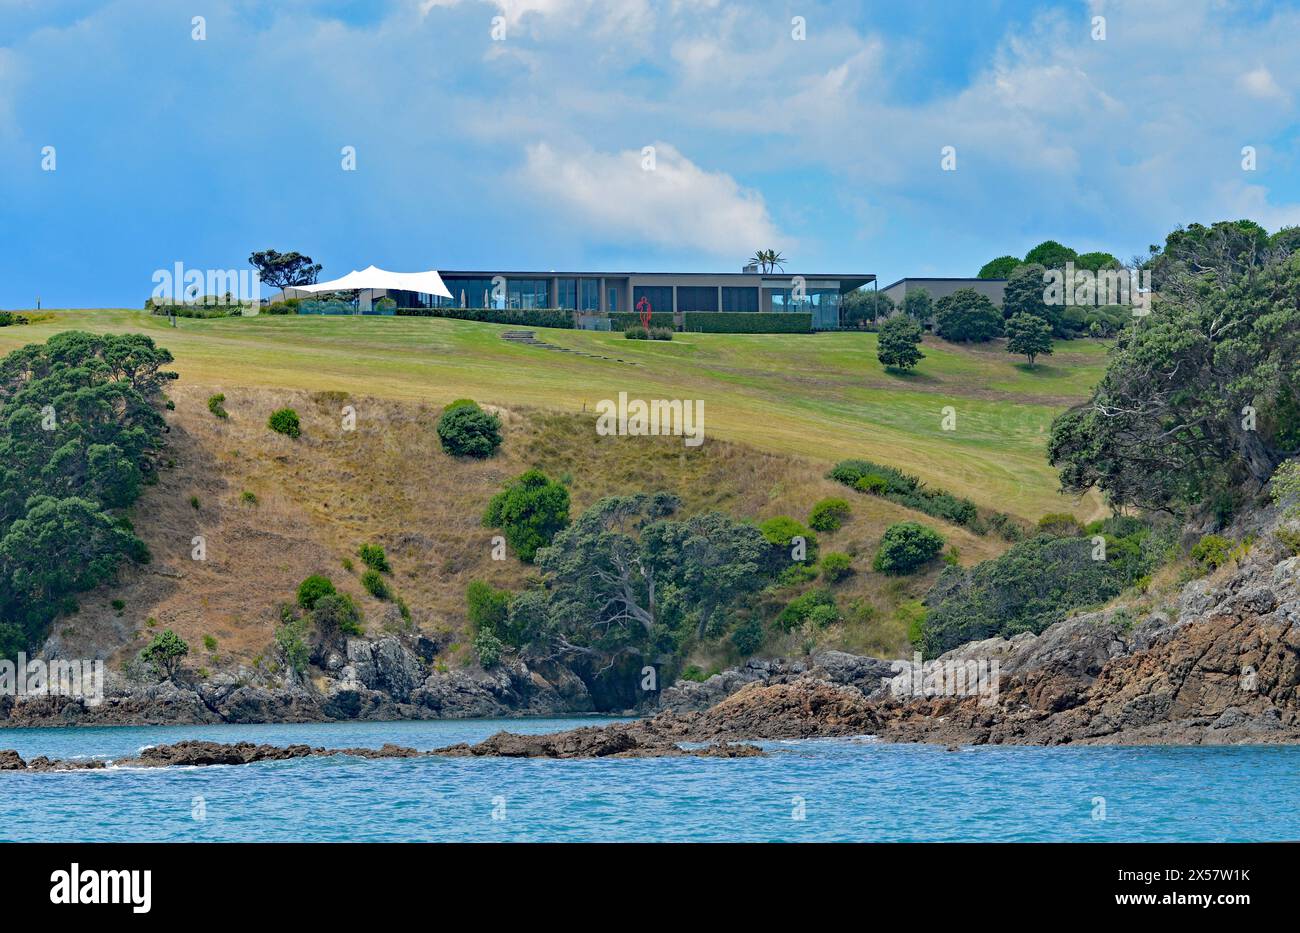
top-left (514, 493), bottom-right (769, 665)
top-left (978, 255), bottom-right (1022, 279)
top-left (1001, 263), bottom-right (1065, 336)
top-left (1005, 312), bottom-right (1054, 367)
top-left (876, 314), bottom-right (925, 371)
top-left (1048, 257), bottom-right (1300, 513)
top-left (842, 289), bottom-right (894, 327)
top-left (248, 249), bottom-right (323, 293)
top-left (935, 288), bottom-right (1002, 343)
top-left (0, 332), bottom-right (170, 657)
top-left (1024, 239), bottom-right (1078, 270)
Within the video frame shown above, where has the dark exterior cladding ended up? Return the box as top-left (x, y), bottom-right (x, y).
top-left (420, 270), bottom-right (875, 329)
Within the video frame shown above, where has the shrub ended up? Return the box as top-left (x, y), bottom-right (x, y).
top-left (806, 603), bottom-right (841, 627)
top-left (921, 522), bottom-right (1165, 656)
top-left (202, 634), bottom-right (217, 652)
top-left (873, 522), bottom-right (946, 575)
top-left (436, 399), bottom-right (502, 458)
top-left (275, 617), bottom-right (310, 674)
top-left (730, 616), bottom-right (765, 655)
top-left (776, 563), bottom-right (818, 587)
top-left (357, 543), bottom-right (390, 573)
top-left (482, 469), bottom-right (571, 562)
top-left (396, 307), bottom-right (574, 329)
top-left (361, 569), bottom-right (391, 600)
top-left (189, 495), bottom-right (200, 510)
top-left (876, 314), bottom-right (925, 370)
top-left (777, 589), bottom-right (837, 630)
top-left (808, 497), bottom-right (852, 532)
top-left (1191, 534), bottom-right (1232, 571)
top-left (268, 407), bottom-right (301, 438)
top-left (624, 326), bottom-right (674, 340)
top-left (0, 311), bottom-right (29, 327)
top-left (820, 551), bottom-right (853, 583)
top-left (467, 579), bottom-right (512, 640)
top-left (311, 592), bottom-right (364, 639)
top-left (207, 393), bottom-right (228, 419)
top-left (473, 627), bottom-right (504, 667)
top-left (759, 515), bottom-right (818, 564)
top-left (296, 574), bottom-right (336, 611)
top-left (1037, 513), bottom-right (1082, 537)
top-left (141, 629), bottom-right (189, 680)
top-left (831, 459), bottom-right (980, 529)
top-left (935, 288), bottom-right (1003, 343)
top-left (240, 491), bottom-right (258, 506)
top-left (898, 600), bottom-right (927, 647)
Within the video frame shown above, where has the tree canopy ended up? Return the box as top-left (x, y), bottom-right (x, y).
top-left (0, 332), bottom-right (172, 658)
top-left (248, 249), bottom-right (323, 293)
top-left (1048, 240), bottom-right (1300, 514)
top-left (935, 288), bottom-right (1002, 343)
top-left (876, 314), bottom-right (925, 370)
top-left (1005, 312), bottom-right (1054, 366)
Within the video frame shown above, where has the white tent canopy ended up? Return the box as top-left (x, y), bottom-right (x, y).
top-left (285, 265), bottom-right (452, 299)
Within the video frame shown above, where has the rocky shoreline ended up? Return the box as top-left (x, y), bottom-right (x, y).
top-left (4, 510), bottom-right (1300, 760)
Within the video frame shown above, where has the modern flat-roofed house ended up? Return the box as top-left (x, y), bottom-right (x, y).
top-left (880, 277), bottom-right (1007, 309)
top-left (389, 269), bottom-right (875, 331)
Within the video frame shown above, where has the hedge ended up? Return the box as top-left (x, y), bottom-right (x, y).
top-left (683, 312), bottom-right (811, 333)
top-left (395, 307), bottom-right (574, 329)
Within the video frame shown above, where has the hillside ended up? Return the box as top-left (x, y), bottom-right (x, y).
top-left (49, 382), bottom-right (1009, 675)
top-left (0, 310), bottom-right (1109, 520)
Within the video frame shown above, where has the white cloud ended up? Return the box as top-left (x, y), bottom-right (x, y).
top-left (1238, 66), bottom-right (1287, 102)
top-left (519, 141), bottom-right (785, 256)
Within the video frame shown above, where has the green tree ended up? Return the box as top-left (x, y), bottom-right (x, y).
top-left (296, 574), bottom-right (336, 610)
top-left (1048, 254), bottom-right (1300, 512)
top-left (876, 314), bottom-right (925, 370)
top-left (841, 289), bottom-right (894, 327)
top-left (872, 522), bottom-right (945, 574)
top-left (1075, 251), bottom-right (1121, 272)
top-left (1147, 220), bottom-right (1270, 291)
top-left (436, 399), bottom-right (502, 458)
top-left (268, 408), bottom-right (301, 438)
top-left (935, 288), bottom-right (1002, 343)
top-left (1002, 262), bottom-right (1065, 335)
top-left (141, 629), bottom-right (189, 680)
top-left (483, 469), bottom-right (570, 562)
top-left (1005, 312), bottom-right (1054, 367)
top-left (1024, 240), bottom-right (1078, 270)
top-left (900, 287), bottom-right (933, 323)
top-left (0, 331), bottom-right (172, 658)
top-left (466, 579), bottom-right (512, 640)
top-left (978, 256), bottom-right (1022, 279)
top-left (311, 592), bottom-right (365, 640)
top-left (248, 249), bottom-right (322, 294)
top-left (808, 498), bottom-right (851, 532)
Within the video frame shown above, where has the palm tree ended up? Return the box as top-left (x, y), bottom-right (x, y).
top-left (748, 249), bottom-right (788, 273)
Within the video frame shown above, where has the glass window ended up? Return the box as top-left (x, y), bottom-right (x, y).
top-left (676, 285), bottom-right (718, 312)
top-left (607, 287), bottom-right (619, 312)
top-left (508, 278), bottom-right (549, 309)
top-left (556, 278), bottom-right (577, 310)
top-left (580, 279), bottom-right (600, 311)
top-left (439, 277), bottom-right (495, 308)
top-left (721, 286), bottom-right (759, 312)
top-left (633, 286), bottom-right (673, 317)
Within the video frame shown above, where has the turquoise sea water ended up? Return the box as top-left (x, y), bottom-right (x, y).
top-left (1, 718), bottom-right (1297, 842)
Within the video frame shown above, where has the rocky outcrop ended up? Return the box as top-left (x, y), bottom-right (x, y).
top-left (438, 513), bottom-right (1300, 752)
top-left (0, 635), bottom-right (595, 728)
top-left (657, 651), bottom-right (898, 714)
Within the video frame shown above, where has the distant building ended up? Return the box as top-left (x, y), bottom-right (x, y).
top-left (397, 269), bottom-right (875, 330)
top-left (880, 277), bottom-right (1007, 309)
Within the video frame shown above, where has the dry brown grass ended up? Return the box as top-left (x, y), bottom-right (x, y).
top-left (61, 384), bottom-right (1011, 672)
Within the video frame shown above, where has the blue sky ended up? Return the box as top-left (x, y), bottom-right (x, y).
top-left (2, 0), bottom-right (1300, 307)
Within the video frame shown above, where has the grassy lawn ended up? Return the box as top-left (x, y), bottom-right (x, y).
top-left (0, 309), bottom-right (1110, 519)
